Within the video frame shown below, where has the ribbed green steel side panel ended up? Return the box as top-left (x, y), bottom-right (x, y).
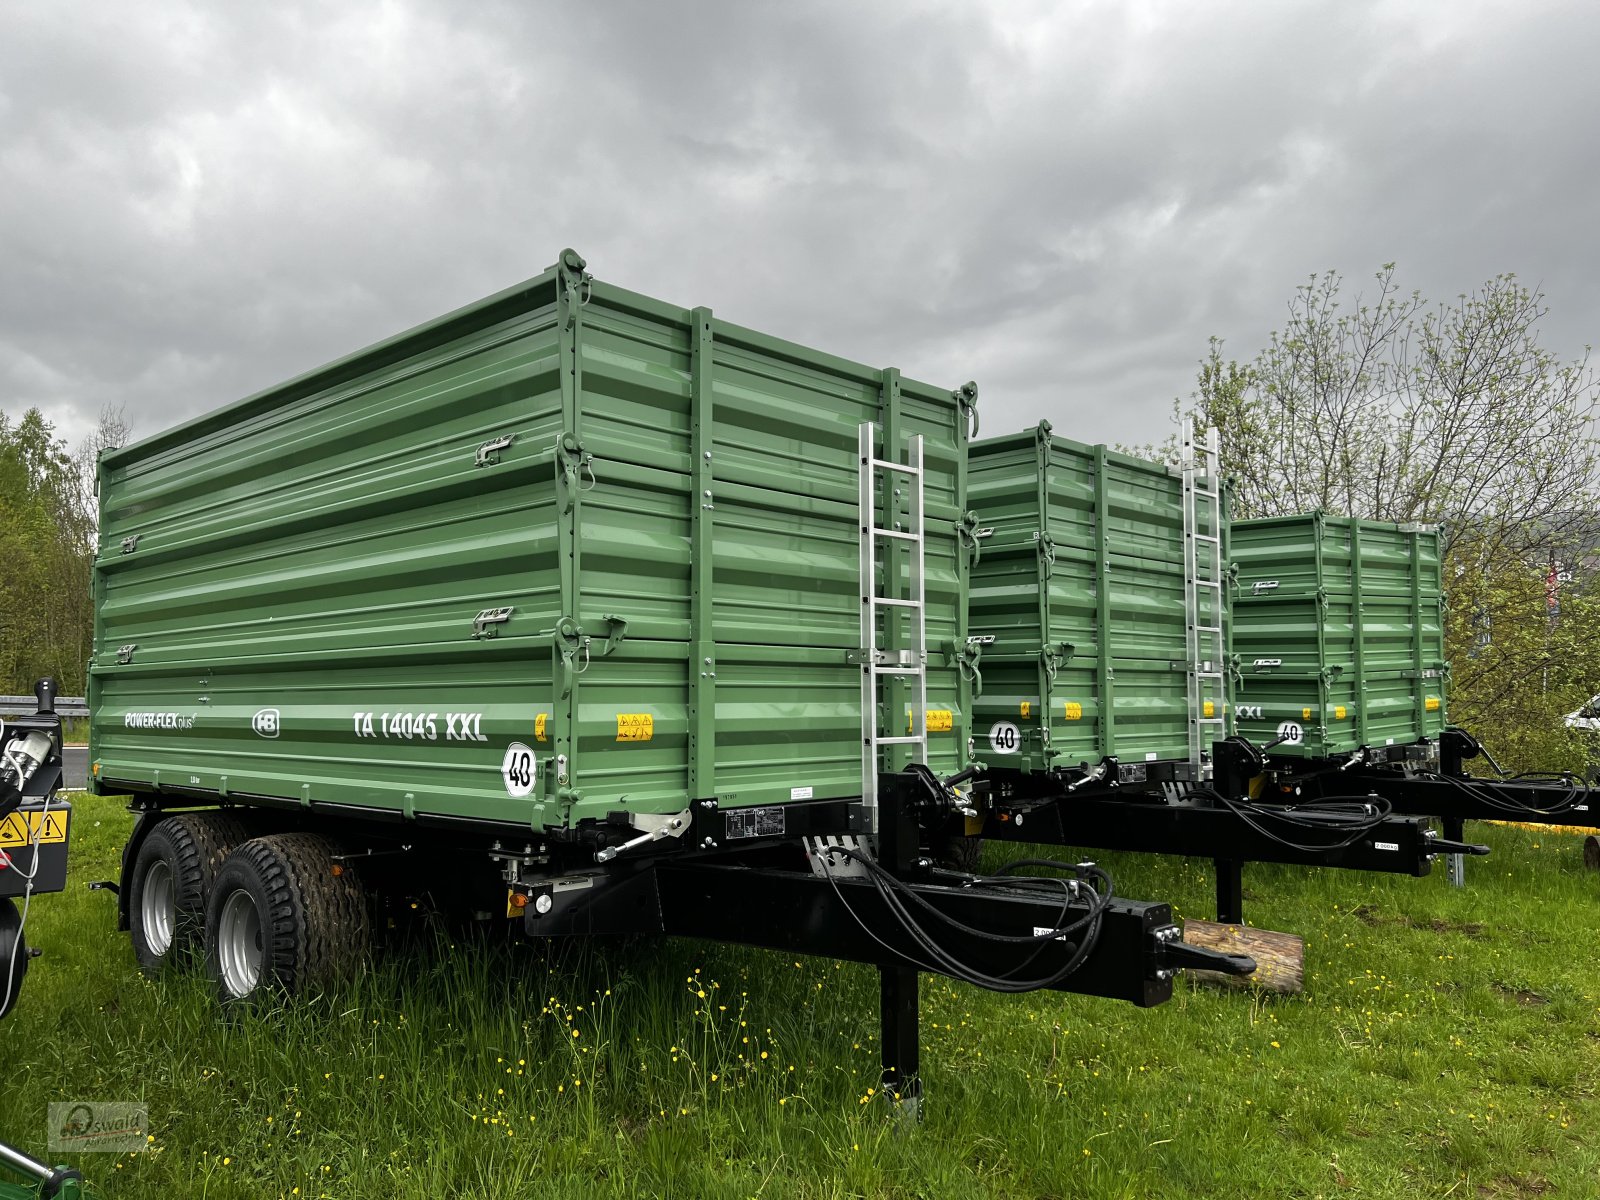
top-left (88, 254), bottom-right (972, 833)
top-left (968, 422), bottom-right (1213, 772)
top-left (1231, 514), bottom-right (1447, 757)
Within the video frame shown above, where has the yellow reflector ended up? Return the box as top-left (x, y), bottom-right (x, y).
top-left (1426, 696), bottom-right (1441, 711)
top-left (1020, 700), bottom-right (1031, 719)
top-left (1203, 701), bottom-right (1215, 718)
top-left (1064, 702), bottom-right (1083, 720)
top-left (1335, 706), bottom-right (1347, 719)
top-left (1302, 707), bottom-right (1312, 720)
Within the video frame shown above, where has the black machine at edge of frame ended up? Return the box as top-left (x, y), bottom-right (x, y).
top-left (1, 680), bottom-right (86, 1199)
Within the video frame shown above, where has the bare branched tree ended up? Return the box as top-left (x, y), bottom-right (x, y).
top-left (1194, 267), bottom-right (1599, 562)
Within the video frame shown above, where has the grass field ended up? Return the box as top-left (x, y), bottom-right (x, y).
top-left (3, 791), bottom-right (1599, 1199)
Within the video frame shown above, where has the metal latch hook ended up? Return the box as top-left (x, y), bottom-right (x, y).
top-left (476, 433), bottom-right (515, 467)
top-left (473, 607), bottom-right (514, 638)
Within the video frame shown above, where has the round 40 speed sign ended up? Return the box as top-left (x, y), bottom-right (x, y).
top-left (988, 721), bottom-right (1021, 755)
top-left (501, 742), bottom-right (538, 797)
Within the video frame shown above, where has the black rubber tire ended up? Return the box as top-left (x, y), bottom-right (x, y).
top-left (0, 897), bottom-right (27, 1020)
top-left (129, 810), bottom-right (254, 975)
top-left (931, 834), bottom-right (985, 874)
top-left (203, 832), bottom-right (369, 1003)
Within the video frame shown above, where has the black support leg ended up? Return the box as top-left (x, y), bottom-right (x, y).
top-left (1215, 858), bottom-right (1244, 924)
top-left (879, 964), bottom-right (922, 1121)
top-left (1443, 816), bottom-right (1467, 888)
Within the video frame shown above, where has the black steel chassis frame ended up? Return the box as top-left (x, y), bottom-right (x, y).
top-left (514, 772), bottom-right (1253, 1113)
top-left (1284, 729), bottom-right (1600, 848)
top-left (969, 747), bottom-right (1488, 925)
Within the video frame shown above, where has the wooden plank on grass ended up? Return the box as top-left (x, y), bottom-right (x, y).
top-left (1182, 919), bottom-right (1304, 994)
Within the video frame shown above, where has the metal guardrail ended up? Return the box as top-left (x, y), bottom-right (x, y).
top-left (0, 695), bottom-right (89, 718)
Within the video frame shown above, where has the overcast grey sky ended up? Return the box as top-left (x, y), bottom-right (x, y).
top-left (3, 0), bottom-right (1596, 452)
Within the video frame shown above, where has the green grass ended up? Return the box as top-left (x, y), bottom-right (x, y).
top-left (3, 793), bottom-right (1599, 1198)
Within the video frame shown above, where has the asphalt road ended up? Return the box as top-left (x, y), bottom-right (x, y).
top-left (62, 745), bottom-right (87, 790)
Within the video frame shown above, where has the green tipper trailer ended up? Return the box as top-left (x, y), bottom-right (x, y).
top-left (1230, 513), bottom-right (1447, 759)
top-left (84, 253), bottom-right (1254, 1102)
top-left (967, 421), bottom-right (1227, 777)
top-left (90, 250), bottom-right (976, 833)
top-left (953, 441), bottom-right (1490, 932)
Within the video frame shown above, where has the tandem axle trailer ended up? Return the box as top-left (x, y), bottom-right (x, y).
top-left (88, 252), bottom-right (1254, 1115)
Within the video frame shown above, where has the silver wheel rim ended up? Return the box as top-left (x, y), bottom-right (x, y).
top-left (216, 888), bottom-right (263, 997)
top-left (140, 860), bottom-right (175, 957)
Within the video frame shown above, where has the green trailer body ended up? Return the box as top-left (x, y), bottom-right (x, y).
top-left (1230, 514), bottom-right (1447, 758)
top-left (967, 422), bottom-right (1225, 773)
top-left (88, 251), bottom-right (976, 834)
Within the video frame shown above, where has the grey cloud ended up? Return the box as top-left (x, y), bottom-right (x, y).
top-left (2, 0), bottom-right (1595, 454)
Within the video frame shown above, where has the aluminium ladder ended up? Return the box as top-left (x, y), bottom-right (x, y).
top-left (1182, 423), bottom-right (1226, 776)
top-left (857, 423), bottom-right (929, 838)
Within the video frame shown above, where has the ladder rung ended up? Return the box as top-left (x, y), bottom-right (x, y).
top-left (873, 666), bottom-right (923, 676)
top-left (869, 458), bottom-right (921, 476)
top-left (1192, 533), bottom-right (1220, 543)
top-left (872, 597), bottom-right (922, 608)
top-left (872, 527), bottom-right (917, 541)
top-left (873, 735), bottom-right (925, 745)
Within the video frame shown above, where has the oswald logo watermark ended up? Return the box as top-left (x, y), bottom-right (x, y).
top-left (48, 1102), bottom-right (148, 1153)
top-left (252, 708), bottom-right (281, 738)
